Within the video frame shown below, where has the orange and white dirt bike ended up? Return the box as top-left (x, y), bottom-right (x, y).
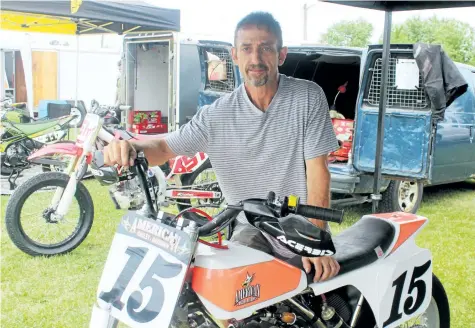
top-left (89, 154), bottom-right (449, 328)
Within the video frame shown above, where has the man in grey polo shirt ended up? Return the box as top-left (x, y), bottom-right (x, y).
top-left (104, 11), bottom-right (340, 283)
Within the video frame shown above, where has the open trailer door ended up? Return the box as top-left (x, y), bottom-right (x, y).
top-left (352, 45), bottom-right (436, 181)
top-left (123, 32), bottom-right (179, 133)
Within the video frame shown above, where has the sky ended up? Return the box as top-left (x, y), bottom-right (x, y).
top-left (147, 0), bottom-right (475, 45)
top-left (1, 0), bottom-right (475, 50)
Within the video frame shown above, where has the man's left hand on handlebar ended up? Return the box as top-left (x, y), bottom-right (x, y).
top-left (302, 256), bottom-right (340, 282)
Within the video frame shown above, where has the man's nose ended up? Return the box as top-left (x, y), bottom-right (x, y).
top-left (249, 49), bottom-right (263, 64)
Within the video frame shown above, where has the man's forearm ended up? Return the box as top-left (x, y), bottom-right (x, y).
top-left (306, 159), bottom-right (331, 231)
top-left (130, 138), bottom-right (176, 166)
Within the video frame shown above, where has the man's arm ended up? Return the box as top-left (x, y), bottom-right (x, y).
top-left (130, 138), bottom-right (177, 167)
top-left (301, 84), bottom-right (340, 282)
top-left (305, 154), bottom-right (331, 231)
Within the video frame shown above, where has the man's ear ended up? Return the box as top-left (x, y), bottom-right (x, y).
top-left (231, 47), bottom-right (238, 64)
top-left (278, 46), bottom-right (288, 66)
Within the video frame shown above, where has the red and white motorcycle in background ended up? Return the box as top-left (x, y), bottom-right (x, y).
top-left (4, 101), bottom-right (224, 257)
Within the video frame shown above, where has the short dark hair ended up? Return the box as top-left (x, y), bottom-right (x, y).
top-left (234, 11), bottom-right (283, 50)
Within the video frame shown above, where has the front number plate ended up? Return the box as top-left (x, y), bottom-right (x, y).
top-left (94, 211), bottom-right (196, 328)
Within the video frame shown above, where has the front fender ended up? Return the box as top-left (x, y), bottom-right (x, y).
top-left (28, 142), bottom-right (80, 161)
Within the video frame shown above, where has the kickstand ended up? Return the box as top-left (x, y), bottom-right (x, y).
top-left (8, 169), bottom-right (21, 190)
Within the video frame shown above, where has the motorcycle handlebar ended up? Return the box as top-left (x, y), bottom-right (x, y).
top-left (130, 154), bottom-right (344, 236)
top-left (295, 204), bottom-right (344, 224)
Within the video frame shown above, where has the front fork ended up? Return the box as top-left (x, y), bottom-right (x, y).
top-left (50, 154), bottom-right (86, 217)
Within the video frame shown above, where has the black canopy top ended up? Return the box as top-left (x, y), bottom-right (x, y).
top-left (0, 0), bottom-right (181, 34)
top-left (320, 1), bottom-right (475, 11)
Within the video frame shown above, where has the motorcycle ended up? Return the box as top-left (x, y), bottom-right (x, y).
top-left (4, 102), bottom-right (224, 257)
top-left (0, 98), bottom-right (31, 123)
top-left (89, 153), bottom-right (449, 328)
top-left (0, 102), bottom-right (77, 189)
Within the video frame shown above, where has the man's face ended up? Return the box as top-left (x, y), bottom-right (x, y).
top-left (232, 25), bottom-right (287, 87)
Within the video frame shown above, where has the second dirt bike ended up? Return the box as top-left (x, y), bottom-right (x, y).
top-left (4, 105), bottom-right (224, 257)
top-left (0, 103), bottom-right (76, 189)
top-left (89, 154), bottom-right (450, 328)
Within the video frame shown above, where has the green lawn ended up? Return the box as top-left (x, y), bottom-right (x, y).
top-left (1, 179), bottom-right (474, 328)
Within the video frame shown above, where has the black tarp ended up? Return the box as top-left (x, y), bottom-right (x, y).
top-left (413, 43), bottom-right (469, 121)
top-left (0, 0), bottom-right (180, 34)
top-left (321, 1), bottom-right (475, 11)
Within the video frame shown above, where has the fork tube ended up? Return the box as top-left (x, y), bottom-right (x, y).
top-left (54, 173), bottom-right (78, 217)
top-left (53, 155), bottom-right (82, 215)
top-left (50, 155), bottom-right (80, 208)
top-left (350, 294), bottom-right (365, 328)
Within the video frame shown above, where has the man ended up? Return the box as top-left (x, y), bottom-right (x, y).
top-left (103, 12), bottom-right (340, 283)
top-left (115, 59), bottom-right (125, 107)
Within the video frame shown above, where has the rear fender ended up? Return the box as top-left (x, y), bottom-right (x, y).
top-left (28, 142), bottom-right (81, 161)
top-left (368, 212), bottom-right (428, 255)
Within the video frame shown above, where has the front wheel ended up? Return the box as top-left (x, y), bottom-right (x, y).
top-left (5, 172), bottom-right (94, 256)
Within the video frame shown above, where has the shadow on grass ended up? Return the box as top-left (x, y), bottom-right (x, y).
top-left (424, 179), bottom-right (475, 196)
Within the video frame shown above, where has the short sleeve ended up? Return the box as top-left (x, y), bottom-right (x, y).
top-left (304, 85), bottom-right (340, 160)
top-left (165, 105), bottom-right (211, 157)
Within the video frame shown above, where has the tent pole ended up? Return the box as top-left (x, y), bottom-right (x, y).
top-left (75, 34), bottom-right (79, 109)
top-left (372, 10), bottom-right (392, 213)
top-left (0, 50), bottom-right (5, 102)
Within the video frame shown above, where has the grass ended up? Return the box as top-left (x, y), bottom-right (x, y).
top-left (1, 178), bottom-right (474, 328)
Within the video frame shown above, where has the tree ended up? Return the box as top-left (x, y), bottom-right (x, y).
top-left (319, 18), bottom-right (373, 47)
top-left (383, 16), bottom-right (475, 65)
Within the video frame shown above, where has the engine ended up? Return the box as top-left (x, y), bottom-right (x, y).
top-left (108, 178), bottom-right (146, 210)
top-left (171, 284), bottom-right (353, 328)
top-left (4, 141), bottom-right (33, 167)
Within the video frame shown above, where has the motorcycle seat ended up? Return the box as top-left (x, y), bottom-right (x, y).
top-left (11, 118), bottom-right (66, 135)
top-left (332, 217), bottom-right (395, 275)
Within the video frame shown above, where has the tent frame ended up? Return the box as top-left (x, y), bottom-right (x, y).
top-left (0, 0), bottom-right (180, 119)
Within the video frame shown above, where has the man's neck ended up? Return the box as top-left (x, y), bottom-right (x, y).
top-left (244, 74), bottom-right (280, 112)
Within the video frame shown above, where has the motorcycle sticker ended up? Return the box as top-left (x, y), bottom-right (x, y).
top-left (235, 272), bottom-right (261, 306)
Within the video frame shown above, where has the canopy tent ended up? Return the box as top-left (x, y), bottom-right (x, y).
top-left (0, 0), bottom-right (180, 35)
top-left (0, 0), bottom-right (180, 117)
top-left (320, 0), bottom-right (475, 213)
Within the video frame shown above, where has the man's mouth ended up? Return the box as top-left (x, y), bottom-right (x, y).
top-left (247, 65), bottom-right (267, 73)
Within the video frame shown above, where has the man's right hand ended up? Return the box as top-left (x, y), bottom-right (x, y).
top-left (103, 140), bottom-right (137, 167)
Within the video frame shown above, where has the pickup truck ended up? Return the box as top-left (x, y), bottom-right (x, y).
top-left (201, 43), bottom-right (475, 213)
top-left (121, 36), bottom-right (474, 214)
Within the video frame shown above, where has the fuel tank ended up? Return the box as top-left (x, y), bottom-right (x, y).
top-left (190, 241), bottom-right (308, 320)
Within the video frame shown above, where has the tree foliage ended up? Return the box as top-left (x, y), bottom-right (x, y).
top-left (385, 16), bottom-right (475, 65)
top-left (319, 18), bottom-right (373, 47)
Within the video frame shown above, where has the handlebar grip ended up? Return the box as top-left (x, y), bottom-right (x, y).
top-left (296, 205), bottom-right (344, 224)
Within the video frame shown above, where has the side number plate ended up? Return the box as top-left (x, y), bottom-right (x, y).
top-left (95, 211), bottom-right (196, 328)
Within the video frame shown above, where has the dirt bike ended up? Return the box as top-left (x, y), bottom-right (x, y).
top-left (89, 153), bottom-right (449, 328)
top-left (0, 104), bottom-right (76, 189)
top-left (0, 98), bottom-right (31, 123)
top-left (4, 104), bottom-right (224, 257)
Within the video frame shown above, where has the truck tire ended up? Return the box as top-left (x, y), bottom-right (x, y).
top-left (379, 179), bottom-right (423, 213)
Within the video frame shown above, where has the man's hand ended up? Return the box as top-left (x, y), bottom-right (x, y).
top-left (302, 256), bottom-right (340, 282)
top-left (103, 140), bottom-right (137, 167)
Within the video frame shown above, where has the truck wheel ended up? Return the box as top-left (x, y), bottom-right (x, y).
top-left (379, 180), bottom-right (423, 213)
